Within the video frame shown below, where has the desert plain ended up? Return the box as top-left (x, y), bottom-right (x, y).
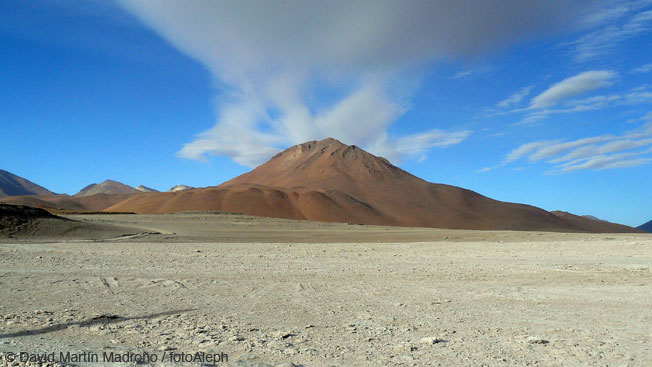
top-left (0, 212), bottom-right (650, 367)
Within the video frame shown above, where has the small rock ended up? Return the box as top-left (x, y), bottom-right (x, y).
top-left (229, 335), bottom-right (245, 342)
top-left (275, 363), bottom-right (299, 367)
top-left (527, 336), bottom-right (549, 345)
top-left (419, 336), bottom-right (446, 344)
top-left (272, 330), bottom-right (296, 339)
top-left (283, 348), bottom-right (298, 355)
top-left (395, 342), bottom-right (417, 352)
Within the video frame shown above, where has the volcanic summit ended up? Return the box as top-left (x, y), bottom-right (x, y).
top-left (106, 138), bottom-right (637, 232)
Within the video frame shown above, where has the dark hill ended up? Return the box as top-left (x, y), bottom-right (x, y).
top-left (0, 169), bottom-right (53, 197)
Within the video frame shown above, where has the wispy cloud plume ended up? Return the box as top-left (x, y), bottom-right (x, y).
top-left (643, 110), bottom-right (652, 121)
top-left (450, 70), bottom-right (473, 80)
top-left (529, 70), bottom-right (617, 109)
top-left (514, 84), bottom-right (652, 126)
top-left (497, 86), bottom-right (533, 108)
top-left (116, 0), bottom-right (590, 166)
top-left (632, 63), bottom-right (652, 73)
top-left (567, 1), bottom-right (652, 61)
top-left (504, 119), bottom-right (652, 173)
top-left (372, 129), bottom-right (472, 163)
top-left (505, 141), bottom-right (558, 163)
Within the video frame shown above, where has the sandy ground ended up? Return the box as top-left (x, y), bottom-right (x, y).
top-left (1, 213), bottom-right (651, 366)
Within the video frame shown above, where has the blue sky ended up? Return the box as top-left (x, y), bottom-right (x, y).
top-left (1, 1), bottom-right (651, 227)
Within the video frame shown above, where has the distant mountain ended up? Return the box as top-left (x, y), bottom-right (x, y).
top-left (551, 211), bottom-right (638, 233)
top-left (3, 178), bottom-right (146, 212)
top-left (75, 180), bottom-right (141, 197)
top-left (0, 169), bottom-right (54, 197)
top-left (107, 138), bottom-right (641, 233)
top-left (639, 220), bottom-right (652, 233)
top-left (1, 193), bottom-right (136, 212)
top-left (136, 185), bottom-right (158, 193)
top-left (168, 185), bottom-right (193, 192)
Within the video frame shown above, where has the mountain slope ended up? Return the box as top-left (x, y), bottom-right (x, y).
top-left (168, 185), bottom-right (193, 192)
top-left (639, 220), bottom-right (652, 233)
top-left (2, 178), bottom-right (140, 212)
top-left (551, 211), bottom-right (639, 233)
top-left (0, 203), bottom-right (142, 239)
top-left (107, 138), bottom-right (640, 233)
top-left (75, 180), bottom-right (140, 196)
top-left (136, 185), bottom-right (158, 193)
top-left (217, 138), bottom-right (575, 231)
top-left (0, 169), bottom-right (54, 197)
top-left (0, 193), bottom-right (138, 212)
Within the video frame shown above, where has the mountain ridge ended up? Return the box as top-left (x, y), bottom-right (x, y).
top-left (639, 220), bottom-right (652, 233)
top-left (0, 169), bottom-right (54, 197)
top-left (2, 140), bottom-right (643, 233)
top-left (75, 180), bottom-right (141, 197)
top-left (107, 138), bottom-right (641, 233)
top-left (136, 185), bottom-right (158, 193)
top-left (168, 185), bottom-right (193, 192)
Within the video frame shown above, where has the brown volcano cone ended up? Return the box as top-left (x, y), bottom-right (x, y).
top-left (105, 138), bottom-right (641, 232)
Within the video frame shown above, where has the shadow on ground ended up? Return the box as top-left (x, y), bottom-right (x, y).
top-left (0, 309), bottom-right (195, 338)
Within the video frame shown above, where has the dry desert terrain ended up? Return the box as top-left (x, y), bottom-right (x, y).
top-left (1, 213), bottom-right (651, 366)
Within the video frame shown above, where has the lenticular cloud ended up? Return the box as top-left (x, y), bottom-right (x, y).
top-left (116, 0), bottom-right (591, 166)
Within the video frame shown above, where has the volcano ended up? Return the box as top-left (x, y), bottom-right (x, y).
top-left (106, 138), bottom-right (639, 232)
top-left (0, 169), bottom-right (54, 197)
top-left (75, 180), bottom-right (140, 196)
top-left (639, 219), bottom-right (652, 233)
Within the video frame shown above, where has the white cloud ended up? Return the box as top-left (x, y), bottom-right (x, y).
top-left (552, 137), bottom-right (652, 163)
top-left (568, 2), bottom-right (652, 61)
top-left (178, 100), bottom-right (287, 167)
top-left (632, 63), bottom-right (652, 73)
top-left (643, 110), bottom-right (652, 121)
top-left (565, 94), bottom-right (622, 106)
top-left (116, 0), bottom-right (592, 167)
top-left (450, 70), bottom-right (473, 80)
top-left (622, 89), bottom-right (652, 104)
top-left (504, 121), bottom-right (652, 173)
top-left (514, 85), bottom-right (652, 126)
top-left (497, 86), bottom-right (533, 108)
top-left (372, 129), bottom-right (472, 163)
top-left (504, 141), bottom-right (557, 163)
top-left (314, 82), bottom-right (403, 149)
top-left (529, 136), bottom-right (613, 161)
top-left (554, 153), bottom-right (652, 173)
top-left (529, 70), bottom-right (617, 109)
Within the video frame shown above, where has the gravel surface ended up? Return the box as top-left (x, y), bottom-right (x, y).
top-left (1, 214), bottom-right (651, 366)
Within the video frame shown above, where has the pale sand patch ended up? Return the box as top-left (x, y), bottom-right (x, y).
top-left (0, 214), bottom-right (650, 366)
